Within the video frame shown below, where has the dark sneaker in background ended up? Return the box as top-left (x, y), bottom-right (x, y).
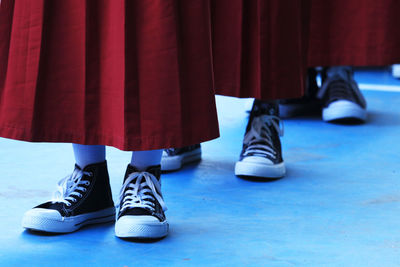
top-left (279, 68), bottom-right (321, 118)
top-left (161, 144), bottom-right (201, 172)
top-left (235, 99), bottom-right (285, 179)
top-left (115, 165), bottom-right (168, 239)
top-left (318, 66), bottom-right (367, 123)
top-left (22, 161), bottom-right (115, 233)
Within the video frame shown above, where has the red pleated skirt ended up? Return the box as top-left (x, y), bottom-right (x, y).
top-left (0, 0), bottom-right (219, 151)
top-left (211, 1), bottom-right (400, 101)
top-left (211, 0), bottom-right (310, 100)
top-left (308, 0), bottom-right (400, 66)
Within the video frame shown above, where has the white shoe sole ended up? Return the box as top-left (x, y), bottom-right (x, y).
top-left (115, 216), bottom-right (169, 239)
top-left (161, 148), bottom-right (201, 171)
top-left (22, 207), bottom-right (115, 233)
top-left (235, 161), bottom-right (286, 179)
top-left (322, 100), bottom-right (367, 122)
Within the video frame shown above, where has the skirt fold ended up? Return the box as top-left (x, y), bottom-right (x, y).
top-left (0, 0), bottom-right (219, 150)
top-left (212, 0), bottom-right (309, 101)
top-left (2, 0), bottom-right (46, 135)
top-left (0, 0), bottom-right (15, 90)
top-left (308, 0), bottom-right (400, 66)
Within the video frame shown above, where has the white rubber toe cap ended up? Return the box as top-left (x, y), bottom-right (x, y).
top-left (117, 215), bottom-right (161, 225)
top-left (240, 155), bottom-right (275, 165)
top-left (24, 208), bottom-right (62, 220)
top-left (115, 215), bottom-right (169, 239)
top-left (235, 157), bottom-right (285, 179)
top-left (323, 100), bottom-right (367, 122)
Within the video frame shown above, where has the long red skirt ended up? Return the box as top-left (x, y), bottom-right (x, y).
top-left (211, 1), bottom-right (400, 102)
top-left (0, 0), bottom-right (219, 151)
top-left (211, 0), bottom-right (310, 100)
top-left (308, 0), bottom-right (400, 66)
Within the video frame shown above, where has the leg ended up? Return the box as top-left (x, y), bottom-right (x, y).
top-left (131, 150), bottom-right (162, 171)
top-left (73, 144), bottom-right (106, 169)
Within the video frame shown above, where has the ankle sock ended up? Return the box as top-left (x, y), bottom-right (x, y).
top-left (131, 150), bottom-right (162, 171)
top-left (72, 144), bottom-right (106, 169)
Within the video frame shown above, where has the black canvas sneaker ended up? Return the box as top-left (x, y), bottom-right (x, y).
top-left (278, 68), bottom-right (321, 118)
top-left (318, 66), bottom-right (367, 122)
top-left (161, 144), bottom-right (201, 171)
top-left (22, 161), bottom-right (115, 233)
top-left (235, 100), bottom-right (285, 179)
top-left (115, 165), bottom-right (168, 239)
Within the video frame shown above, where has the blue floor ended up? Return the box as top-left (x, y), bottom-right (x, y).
top-left (355, 66), bottom-right (400, 89)
top-left (1, 68), bottom-right (400, 266)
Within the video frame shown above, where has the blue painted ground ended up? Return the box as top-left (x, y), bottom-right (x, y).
top-left (355, 66), bottom-right (400, 88)
top-left (0, 68), bottom-right (399, 266)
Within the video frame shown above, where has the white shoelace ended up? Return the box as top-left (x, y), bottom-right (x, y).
top-left (243, 114), bottom-right (283, 158)
top-left (50, 168), bottom-right (91, 206)
top-left (119, 171), bottom-right (167, 214)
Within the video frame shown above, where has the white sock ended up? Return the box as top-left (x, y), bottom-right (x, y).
top-left (131, 150), bottom-right (162, 171)
top-left (72, 144), bottom-right (106, 169)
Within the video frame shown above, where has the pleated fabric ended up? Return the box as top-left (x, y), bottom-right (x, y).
top-left (0, 0), bottom-right (219, 151)
top-left (211, 0), bottom-right (310, 100)
top-left (308, 0), bottom-right (400, 66)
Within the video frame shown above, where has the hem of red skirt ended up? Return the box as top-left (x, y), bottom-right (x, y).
top-left (216, 86), bottom-right (304, 101)
top-left (308, 53), bottom-right (400, 67)
top-left (0, 124), bottom-right (220, 151)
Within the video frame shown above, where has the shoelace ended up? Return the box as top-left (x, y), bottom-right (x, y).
top-left (317, 74), bottom-right (366, 108)
top-left (50, 168), bottom-right (92, 206)
top-left (318, 79), bottom-right (354, 99)
top-left (243, 114), bottom-right (283, 158)
top-left (119, 171), bottom-right (167, 214)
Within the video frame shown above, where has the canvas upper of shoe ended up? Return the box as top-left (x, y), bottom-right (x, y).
top-left (239, 100), bottom-right (284, 165)
top-left (318, 66), bottom-right (366, 109)
top-left (118, 165), bottom-right (166, 222)
top-left (30, 161), bottom-right (114, 218)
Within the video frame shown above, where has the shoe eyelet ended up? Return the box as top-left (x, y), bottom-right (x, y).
top-left (78, 193), bottom-right (82, 198)
top-left (85, 181), bottom-right (90, 186)
top-left (67, 203), bottom-right (72, 207)
top-left (82, 188), bottom-right (87, 192)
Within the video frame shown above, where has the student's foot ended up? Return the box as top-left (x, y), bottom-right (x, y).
top-left (279, 68), bottom-right (321, 118)
top-left (161, 144), bottom-right (202, 172)
top-left (22, 161), bottom-right (115, 233)
top-left (235, 100), bottom-right (285, 179)
top-left (115, 165), bottom-right (168, 239)
top-left (318, 66), bottom-right (367, 123)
